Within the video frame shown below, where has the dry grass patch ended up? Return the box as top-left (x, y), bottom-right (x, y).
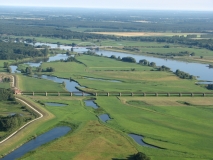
top-left (27, 121), bottom-right (137, 160)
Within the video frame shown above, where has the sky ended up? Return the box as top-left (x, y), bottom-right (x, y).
top-left (0, 0), bottom-right (213, 11)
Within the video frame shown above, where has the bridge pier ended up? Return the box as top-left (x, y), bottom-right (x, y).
top-left (131, 92), bottom-right (134, 96)
top-left (179, 93), bottom-right (182, 97)
top-left (143, 93), bottom-right (146, 97)
top-left (167, 93), bottom-right (170, 97)
top-left (203, 93), bottom-right (205, 97)
top-left (155, 93), bottom-right (158, 97)
top-left (191, 93), bottom-right (193, 97)
top-left (107, 92), bottom-right (109, 96)
top-left (95, 93), bottom-right (97, 96)
top-left (70, 92), bottom-right (72, 96)
top-left (82, 92), bottom-right (84, 96)
top-left (45, 92), bottom-right (47, 96)
top-left (58, 92), bottom-right (60, 96)
top-left (32, 92), bottom-right (34, 96)
top-left (119, 92), bottom-right (121, 97)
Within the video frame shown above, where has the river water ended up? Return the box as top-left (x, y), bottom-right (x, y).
top-left (12, 42), bottom-right (213, 81)
top-left (1, 127), bottom-right (71, 160)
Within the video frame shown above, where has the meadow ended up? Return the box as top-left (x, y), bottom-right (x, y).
top-left (17, 74), bottom-right (67, 92)
top-left (36, 54), bottom-right (209, 93)
top-left (5, 96), bottom-right (213, 160)
top-left (17, 96), bottom-right (137, 160)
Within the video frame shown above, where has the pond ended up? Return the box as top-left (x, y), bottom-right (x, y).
top-left (45, 102), bottom-right (68, 107)
top-left (84, 99), bottom-right (99, 109)
top-left (1, 126), bottom-right (71, 160)
top-left (99, 114), bottom-right (111, 123)
top-left (10, 65), bottom-right (21, 73)
top-left (128, 134), bottom-right (159, 149)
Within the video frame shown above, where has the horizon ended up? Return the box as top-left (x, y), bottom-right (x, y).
top-left (0, 5), bottom-right (213, 12)
top-left (0, 0), bottom-right (213, 11)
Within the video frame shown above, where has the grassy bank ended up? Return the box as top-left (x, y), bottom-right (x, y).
top-left (38, 54), bottom-right (209, 93)
top-left (18, 96), bottom-right (137, 160)
top-left (0, 96), bottom-right (54, 157)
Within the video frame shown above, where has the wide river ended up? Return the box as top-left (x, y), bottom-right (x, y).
top-left (36, 42), bottom-right (212, 81)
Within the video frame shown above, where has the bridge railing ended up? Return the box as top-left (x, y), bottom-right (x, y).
top-left (20, 91), bottom-right (213, 97)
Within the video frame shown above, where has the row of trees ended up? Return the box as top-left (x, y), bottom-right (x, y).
top-left (0, 42), bottom-right (49, 60)
top-left (175, 70), bottom-right (195, 79)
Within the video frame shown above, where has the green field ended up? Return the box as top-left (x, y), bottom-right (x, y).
top-left (17, 74), bottom-right (66, 92)
top-left (4, 96), bottom-right (212, 160)
top-left (95, 97), bottom-right (213, 159)
top-left (0, 82), bottom-right (10, 89)
top-left (37, 55), bottom-right (209, 93)
top-left (2, 45), bottom-right (213, 160)
top-left (16, 96), bottom-right (137, 160)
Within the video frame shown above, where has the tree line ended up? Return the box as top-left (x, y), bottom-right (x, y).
top-left (0, 42), bottom-right (48, 60)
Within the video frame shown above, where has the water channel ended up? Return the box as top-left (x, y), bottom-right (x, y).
top-left (84, 99), bottom-right (99, 109)
top-left (99, 114), bottom-right (111, 123)
top-left (128, 134), bottom-right (159, 149)
top-left (1, 127), bottom-right (71, 160)
top-left (45, 102), bottom-right (68, 107)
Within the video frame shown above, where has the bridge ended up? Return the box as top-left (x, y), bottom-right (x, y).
top-left (19, 91), bottom-right (213, 97)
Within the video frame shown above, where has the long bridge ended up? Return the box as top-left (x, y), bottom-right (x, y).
top-left (19, 91), bottom-right (213, 97)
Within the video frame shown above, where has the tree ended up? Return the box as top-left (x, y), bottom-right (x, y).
top-left (121, 57), bottom-right (136, 63)
top-left (133, 152), bottom-right (151, 160)
top-left (3, 62), bottom-right (9, 68)
top-left (149, 62), bottom-right (156, 67)
top-left (139, 59), bottom-right (149, 65)
top-left (25, 67), bottom-right (32, 75)
top-left (110, 55), bottom-right (116, 59)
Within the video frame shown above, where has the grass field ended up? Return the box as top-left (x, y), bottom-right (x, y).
top-left (95, 97), bottom-right (213, 159)
top-left (0, 82), bottom-right (10, 89)
top-left (39, 55), bottom-right (209, 93)
top-left (17, 74), bottom-right (66, 92)
top-left (17, 96), bottom-right (137, 160)
top-left (5, 96), bottom-right (213, 160)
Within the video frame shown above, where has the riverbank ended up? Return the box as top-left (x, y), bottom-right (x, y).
top-left (103, 47), bottom-right (213, 65)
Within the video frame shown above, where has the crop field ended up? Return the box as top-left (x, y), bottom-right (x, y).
top-left (90, 32), bottom-right (205, 37)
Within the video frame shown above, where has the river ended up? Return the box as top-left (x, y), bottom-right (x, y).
top-left (12, 42), bottom-right (213, 81)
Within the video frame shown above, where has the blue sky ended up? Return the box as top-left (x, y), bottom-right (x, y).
top-left (1, 0), bottom-right (213, 11)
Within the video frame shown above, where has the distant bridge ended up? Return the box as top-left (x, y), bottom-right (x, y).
top-left (19, 91), bottom-right (213, 97)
